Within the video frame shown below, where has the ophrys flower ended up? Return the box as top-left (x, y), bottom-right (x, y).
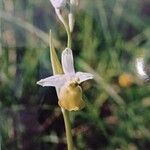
top-left (37, 48), bottom-right (93, 111)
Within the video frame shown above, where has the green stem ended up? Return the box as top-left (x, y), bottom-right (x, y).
top-left (55, 9), bottom-right (72, 48)
top-left (61, 108), bottom-right (74, 150)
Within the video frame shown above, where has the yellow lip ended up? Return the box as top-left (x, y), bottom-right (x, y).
top-left (58, 82), bottom-right (85, 111)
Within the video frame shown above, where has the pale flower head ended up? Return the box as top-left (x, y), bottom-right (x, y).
top-left (37, 48), bottom-right (93, 88)
top-left (37, 48), bottom-right (93, 111)
top-left (50, 0), bottom-right (67, 9)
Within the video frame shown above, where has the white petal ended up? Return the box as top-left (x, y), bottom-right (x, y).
top-left (61, 48), bottom-right (75, 74)
top-left (37, 75), bottom-right (66, 87)
top-left (75, 72), bottom-right (94, 83)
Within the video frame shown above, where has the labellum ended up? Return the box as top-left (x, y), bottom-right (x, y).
top-left (58, 81), bottom-right (85, 111)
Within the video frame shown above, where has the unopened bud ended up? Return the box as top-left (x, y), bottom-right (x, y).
top-left (69, 0), bottom-right (77, 32)
top-left (70, 0), bottom-right (79, 6)
top-left (69, 13), bottom-right (75, 32)
top-left (50, 0), bottom-right (67, 9)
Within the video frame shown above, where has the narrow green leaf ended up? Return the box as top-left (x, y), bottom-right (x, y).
top-left (49, 30), bottom-right (63, 75)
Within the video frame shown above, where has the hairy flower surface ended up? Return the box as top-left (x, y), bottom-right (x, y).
top-left (50, 0), bottom-right (67, 9)
top-left (37, 48), bottom-right (93, 111)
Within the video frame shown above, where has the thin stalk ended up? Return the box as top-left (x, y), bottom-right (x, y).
top-left (61, 108), bottom-right (73, 150)
top-left (55, 9), bottom-right (72, 48)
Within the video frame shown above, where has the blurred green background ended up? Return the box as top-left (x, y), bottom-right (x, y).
top-left (0, 0), bottom-right (150, 149)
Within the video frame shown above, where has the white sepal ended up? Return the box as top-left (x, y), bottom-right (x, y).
top-left (37, 75), bottom-right (66, 87)
top-left (62, 48), bottom-right (75, 74)
top-left (75, 72), bottom-right (94, 83)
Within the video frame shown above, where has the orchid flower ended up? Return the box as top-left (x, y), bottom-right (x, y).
top-left (37, 48), bottom-right (93, 111)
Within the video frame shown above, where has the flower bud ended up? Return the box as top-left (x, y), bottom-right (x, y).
top-left (70, 0), bottom-right (79, 6)
top-left (69, 0), bottom-right (77, 32)
top-left (50, 0), bottom-right (67, 9)
top-left (68, 13), bottom-right (75, 32)
top-left (58, 81), bottom-right (85, 111)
